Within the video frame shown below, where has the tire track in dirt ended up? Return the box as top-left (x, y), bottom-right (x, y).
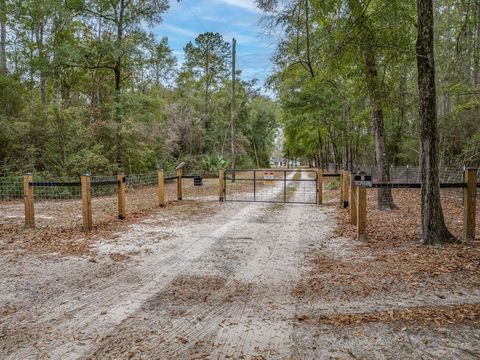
top-left (209, 175), bottom-right (324, 358)
top-left (137, 172), bottom-right (315, 357)
top-left (2, 203), bottom-right (253, 359)
top-left (85, 172), bottom-right (330, 359)
top-left (47, 203), bottom-right (260, 359)
top-left (88, 204), bottom-right (284, 358)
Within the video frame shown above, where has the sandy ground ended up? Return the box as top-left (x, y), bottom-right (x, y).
top-left (1, 174), bottom-right (479, 359)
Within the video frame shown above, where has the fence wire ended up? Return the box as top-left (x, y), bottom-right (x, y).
top-left (355, 166), bottom-right (467, 183)
top-left (19, 176), bottom-right (83, 229)
top-left (181, 170), bottom-right (218, 201)
top-left (90, 175), bottom-right (118, 226)
top-left (0, 178), bottom-right (24, 227)
top-left (0, 178), bottom-right (23, 200)
top-left (1, 167), bottom-right (478, 233)
top-left (360, 187), bottom-right (479, 241)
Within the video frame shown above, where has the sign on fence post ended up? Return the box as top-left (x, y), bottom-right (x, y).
top-left (158, 170), bottom-right (165, 207)
top-left (117, 174), bottom-right (126, 220)
top-left (81, 174), bottom-right (92, 232)
top-left (354, 172), bottom-right (370, 241)
top-left (354, 174), bottom-right (373, 187)
top-left (349, 172), bottom-right (357, 225)
top-left (23, 174), bottom-right (34, 228)
top-left (464, 167), bottom-right (477, 241)
top-left (317, 169), bottom-right (323, 205)
top-left (219, 170), bottom-right (225, 202)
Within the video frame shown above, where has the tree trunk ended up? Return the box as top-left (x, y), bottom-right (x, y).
top-left (342, 96), bottom-right (350, 170)
top-left (347, 0), bottom-right (395, 209)
top-left (304, 0), bottom-right (314, 78)
top-left (34, 24), bottom-right (46, 112)
top-left (475, 2), bottom-right (480, 87)
top-left (362, 44), bottom-right (396, 210)
top-left (416, 0), bottom-right (456, 244)
top-left (391, 73), bottom-right (407, 166)
top-left (0, 0), bottom-right (6, 75)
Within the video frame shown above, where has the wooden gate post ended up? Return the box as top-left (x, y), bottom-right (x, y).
top-left (176, 168), bottom-right (183, 201)
top-left (357, 185), bottom-right (367, 241)
top-left (117, 174), bottom-right (126, 220)
top-left (350, 172), bottom-right (357, 225)
top-left (158, 170), bottom-right (165, 207)
top-left (23, 174), bottom-right (35, 228)
top-left (342, 169), bottom-right (349, 208)
top-left (464, 167), bottom-right (477, 241)
top-left (219, 169), bottom-right (225, 202)
top-left (339, 171), bottom-right (344, 208)
top-left (81, 174), bottom-right (92, 232)
top-left (317, 169), bottom-right (323, 205)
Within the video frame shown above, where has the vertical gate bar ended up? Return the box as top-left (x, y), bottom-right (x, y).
top-left (253, 170), bottom-right (256, 201)
top-left (284, 170), bottom-right (287, 203)
top-left (317, 169), bottom-right (323, 205)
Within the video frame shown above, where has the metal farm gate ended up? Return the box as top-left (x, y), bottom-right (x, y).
top-left (224, 169), bottom-right (318, 204)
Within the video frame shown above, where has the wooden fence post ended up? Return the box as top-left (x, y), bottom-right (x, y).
top-left (342, 169), bottom-right (349, 208)
top-left (219, 169), bottom-right (225, 202)
top-left (81, 174), bottom-right (92, 232)
top-left (176, 168), bottom-right (183, 201)
top-left (464, 167), bottom-right (477, 241)
top-left (350, 172), bottom-right (357, 225)
top-left (23, 174), bottom-right (34, 228)
top-left (117, 174), bottom-right (126, 220)
top-left (158, 170), bottom-right (165, 207)
top-left (357, 185), bottom-right (366, 241)
top-left (317, 169), bottom-right (323, 205)
top-left (339, 171), bottom-right (344, 208)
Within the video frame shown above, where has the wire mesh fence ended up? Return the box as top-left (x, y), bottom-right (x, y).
top-left (90, 175), bottom-right (119, 226)
top-left (1, 175), bottom-right (85, 229)
top-left (0, 166), bottom-right (478, 234)
top-left (181, 170), bottom-right (218, 201)
top-left (0, 177), bottom-right (23, 201)
top-left (355, 165), bottom-right (468, 184)
top-left (358, 187), bottom-right (480, 242)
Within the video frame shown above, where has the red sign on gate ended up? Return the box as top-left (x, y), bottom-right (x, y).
top-left (264, 171), bottom-right (274, 185)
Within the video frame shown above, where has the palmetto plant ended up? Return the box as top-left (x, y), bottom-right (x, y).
top-left (201, 155), bottom-right (228, 172)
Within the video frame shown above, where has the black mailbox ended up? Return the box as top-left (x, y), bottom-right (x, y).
top-left (354, 173), bottom-right (373, 187)
top-left (194, 176), bottom-right (203, 186)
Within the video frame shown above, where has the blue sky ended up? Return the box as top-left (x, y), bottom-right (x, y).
top-left (152, 0), bottom-right (279, 90)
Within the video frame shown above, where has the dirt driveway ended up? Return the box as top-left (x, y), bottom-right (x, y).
top-left (1, 197), bottom-right (479, 359)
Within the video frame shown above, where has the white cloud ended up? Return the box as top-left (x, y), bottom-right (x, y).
top-left (216, 0), bottom-right (261, 13)
top-left (160, 23), bottom-right (198, 38)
